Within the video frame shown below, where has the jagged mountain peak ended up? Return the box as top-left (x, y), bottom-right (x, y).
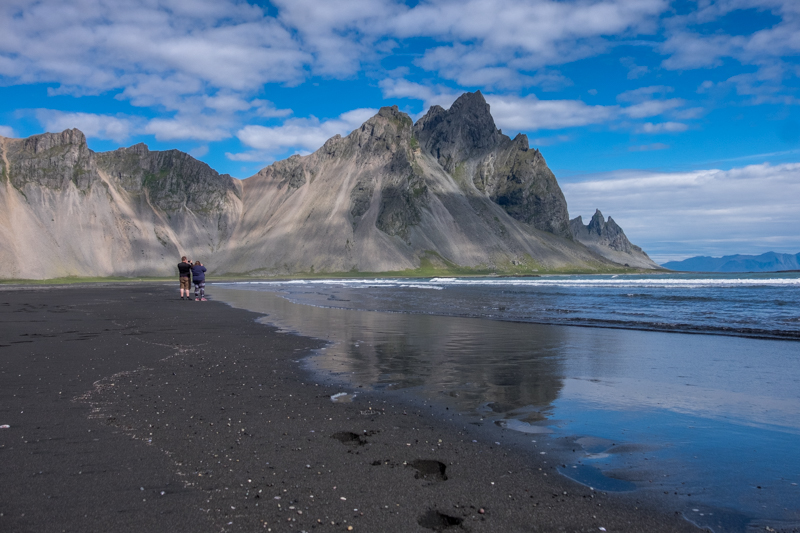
top-left (512, 132), bottom-right (530, 148)
top-left (414, 90), bottom-right (502, 171)
top-left (377, 104), bottom-right (411, 121)
top-left (363, 105), bottom-right (413, 134)
top-left (586, 209), bottom-right (625, 238)
top-left (327, 105), bottom-right (415, 162)
top-left (22, 128), bottom-right (87, 154)
top-left (127, 142), bottom-right (150, 154)
top-left (570, 209), bottom-right (659, 269)
top-left (448, 90), bottom-right (492, 119)
top-left (6, 128), bottom-right (93, 191)
top-left (575, 209), bottom-right (630, 251)
top-left (587, 209), bottom-right (606, 234)
top-left (411, 95), bottom-right (568, 238)
top-left (95, 140), bottom-right (242, 211)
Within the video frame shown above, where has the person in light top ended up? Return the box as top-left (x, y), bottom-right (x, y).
top-left (177, 256), bottom-right (192, 300)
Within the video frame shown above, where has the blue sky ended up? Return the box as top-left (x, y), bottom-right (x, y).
top-left (1, 0), bottom-right (799, 262)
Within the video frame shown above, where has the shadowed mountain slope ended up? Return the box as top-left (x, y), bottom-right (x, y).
top-left (414, 91), bottom-right (571, 238)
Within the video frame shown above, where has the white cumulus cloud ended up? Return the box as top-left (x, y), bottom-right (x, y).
top-left (485, 94), bottom-right (617, 131)
top-left (34, 110), bottom-right (137, 142)
top-left (638, 122), bottom-right (688, 133)
top-left (628, 142), bottom-right (670, 151)
top-left (381, 80), bottom-right (693, 134)
top-left (230, 108), bottom-right (378, 161)
top-left (379, 79), bottom-right (461, 111)
top-left (145, 117), bottom-right (230, 142)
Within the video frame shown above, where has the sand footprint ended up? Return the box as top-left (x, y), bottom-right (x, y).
top-left (409, 459), bottom-right (448, 482)
top-left (417, 509), bottom-right (463, 531)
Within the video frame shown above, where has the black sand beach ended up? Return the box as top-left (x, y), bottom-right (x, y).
top-left (0, 284), bottom-right (703, 532)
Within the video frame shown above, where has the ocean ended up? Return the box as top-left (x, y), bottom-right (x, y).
top-left (212, 273), bottom-right (800, 532)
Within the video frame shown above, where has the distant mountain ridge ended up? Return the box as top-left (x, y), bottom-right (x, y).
top-left (662, 252), bottom-right (800, 272)
top-left (0, 92), bottom-right (658, 279)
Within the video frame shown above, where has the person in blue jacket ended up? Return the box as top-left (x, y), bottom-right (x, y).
top-left (190, 261), bottom-right (207, 301)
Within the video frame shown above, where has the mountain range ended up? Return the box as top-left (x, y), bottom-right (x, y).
top-left (0, 91), bottom-right (659, 280)
top-left (662, 252), bottom-right (800, 272)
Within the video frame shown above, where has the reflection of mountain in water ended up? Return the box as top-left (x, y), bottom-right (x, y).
top-left (338, 316), bottom-right (568, 411)
top-left (213, 287), bottom-right (566, 413)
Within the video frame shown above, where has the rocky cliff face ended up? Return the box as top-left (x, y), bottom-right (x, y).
top-left (95, 143), bottom-right (242, 252)
top-left (0, 93), bottom-right (659, 279)
top-left (414, 91), bottom-right (572, 238)
top-left (0, 131), bottom-right (241, 279)
top-left (570, 210), bottom-right (660, 269)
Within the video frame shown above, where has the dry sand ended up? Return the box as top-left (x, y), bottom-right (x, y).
top-left (0, 284), bottom-right (704, 532)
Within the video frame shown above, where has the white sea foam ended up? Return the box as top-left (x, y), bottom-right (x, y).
top-left (429, 277), bottom-right (800, 288)
top-left (221, 275), bottom-right (800, 291)
top-left (398, 284), bottom-right (443, 290)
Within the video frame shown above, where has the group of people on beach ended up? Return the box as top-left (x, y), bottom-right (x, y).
top-left (177, 256), bottom-right (207, 301)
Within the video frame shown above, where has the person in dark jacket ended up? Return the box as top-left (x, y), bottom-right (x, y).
top-left (177, 256), bottom-right (192, 300)
top-left (191, 261), bottom-right (207, 301)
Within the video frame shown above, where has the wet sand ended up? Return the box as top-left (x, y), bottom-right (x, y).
top-left (0, 284), bottom-right (703, 532)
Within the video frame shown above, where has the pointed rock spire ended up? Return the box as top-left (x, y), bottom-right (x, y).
top-left (413, 90), bottom-right (502, 171)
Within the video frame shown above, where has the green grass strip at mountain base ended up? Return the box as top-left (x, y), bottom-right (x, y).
top-left (0, 264), bottom-right (659, 285)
